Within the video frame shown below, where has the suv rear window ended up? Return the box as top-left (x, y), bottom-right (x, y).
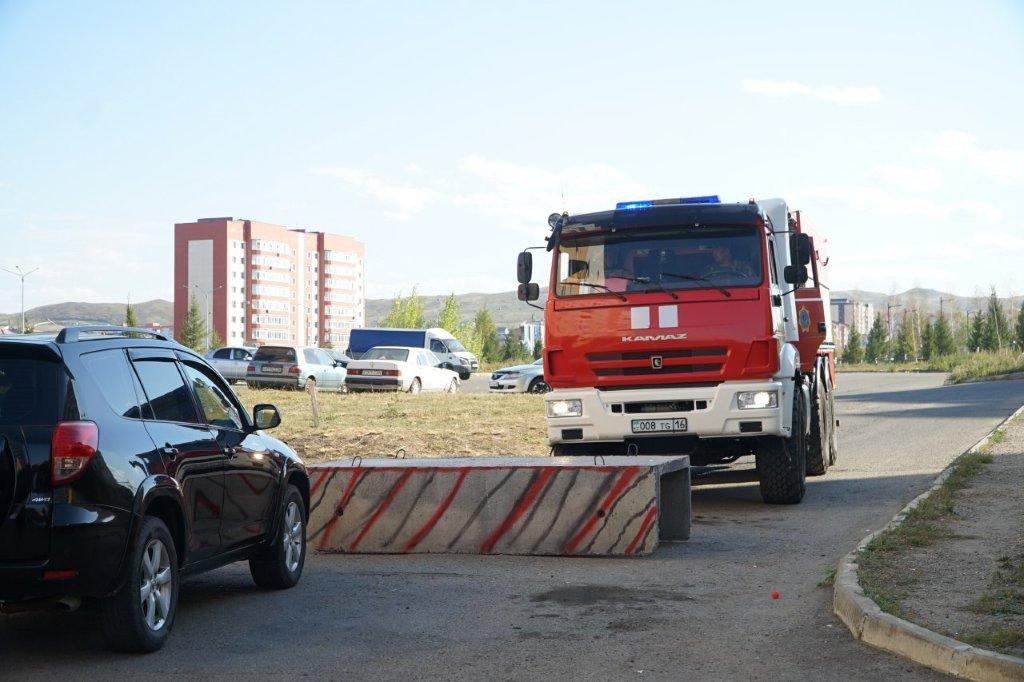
top-left (254, 346), bottom-right (296, 363)
top-left (0, 358), bottom-right (59, 426)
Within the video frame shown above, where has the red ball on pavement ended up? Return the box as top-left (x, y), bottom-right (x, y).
top-left (770, 590), bottom-right (781, 600)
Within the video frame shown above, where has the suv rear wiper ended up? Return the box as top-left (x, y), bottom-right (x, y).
top-left (660, 272), bottom-right (732, 298)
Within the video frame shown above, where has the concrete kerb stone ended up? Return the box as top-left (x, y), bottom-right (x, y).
top-left (833, 404), bottom-right (1024, 681)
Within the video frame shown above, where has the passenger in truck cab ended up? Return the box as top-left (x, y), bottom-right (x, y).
top-left (604, 247), bottom-right (633, 292)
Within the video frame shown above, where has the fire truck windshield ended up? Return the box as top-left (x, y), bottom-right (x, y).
top-left (555, 226), bottom-right (762, 297)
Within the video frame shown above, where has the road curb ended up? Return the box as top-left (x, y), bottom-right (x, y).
top-left (833, 404), bottom-right (1024, 681)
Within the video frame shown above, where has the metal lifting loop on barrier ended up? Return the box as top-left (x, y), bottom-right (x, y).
top-left (593, 454), bottom-right (606, 466)
top-left (396, 447), bottom-right (407, 459)
top-left (626, 443), bottom-right (640, 457)
top-left (351, 455), bottom-right (363, 468)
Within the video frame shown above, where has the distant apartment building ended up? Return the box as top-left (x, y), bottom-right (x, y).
top-left (174, 218), bottom-right (365, 348)
top-left (830, 298), bottom-right (874, 337)
top-left (520, 320), bottom-right (544, 351)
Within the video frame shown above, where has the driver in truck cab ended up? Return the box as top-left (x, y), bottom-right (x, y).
top-left (704, 244), bottom-right (756, 279)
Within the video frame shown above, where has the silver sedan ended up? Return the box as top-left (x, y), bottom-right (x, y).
top-left (489, 358), bottom-right (549, 393)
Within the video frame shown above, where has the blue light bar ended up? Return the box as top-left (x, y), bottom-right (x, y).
top-left (615, 195), bottom-right (721, 210)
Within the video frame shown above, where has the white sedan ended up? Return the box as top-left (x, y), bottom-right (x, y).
top-left (345, 346), bottom-right (460, 394)
top-left (489, 358), bottom-right (550, 393)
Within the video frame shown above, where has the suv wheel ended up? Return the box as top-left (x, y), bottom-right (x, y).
top-left (250, 485), bottom-right (306, 589)
top-left (99, 516), bottom-right (179, 652)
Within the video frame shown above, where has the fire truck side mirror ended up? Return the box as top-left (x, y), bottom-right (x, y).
top-left (517, 251), bottom-right (533, 284)
top-left (792, 233), bottom-right (812, 266)
top-left (518, 282), bottom-right (540, 302)
top-left (783, 264), bottom-right (809, 286)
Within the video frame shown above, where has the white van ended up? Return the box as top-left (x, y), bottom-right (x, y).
top-left (348, 327), bottom-right (479, 378)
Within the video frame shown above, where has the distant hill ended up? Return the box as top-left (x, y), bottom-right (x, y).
top-left (2, 299), bottom-right (173, 328)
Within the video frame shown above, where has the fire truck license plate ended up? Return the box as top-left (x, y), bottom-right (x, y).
top-left (631, 418), bottom-right (688, 434)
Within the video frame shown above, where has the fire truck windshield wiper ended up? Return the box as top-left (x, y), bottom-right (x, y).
top-left (577, 282), bottom-right (627, 300)
top-left (660, 272), bottom-right (732, 298)
top-left (642, 278), bottom-right (679, 300)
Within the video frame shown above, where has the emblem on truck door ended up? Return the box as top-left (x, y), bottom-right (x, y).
top-left (651, 356), bottom-right (663, 369)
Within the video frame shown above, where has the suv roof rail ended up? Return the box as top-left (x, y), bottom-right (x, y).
top-left (55, 325), bottom-right (170, 343)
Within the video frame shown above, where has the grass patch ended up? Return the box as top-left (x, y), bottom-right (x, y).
top-left (971, 552), bottom-right (1024, 617)
top-left (234, 386), bottom-right (550, 463)
top-left (857, 452), bottom-right (994, 618)
top-left (839, 350), bottom-right (1024, 383)
top-left (818, 566), bottom-right (836, 588)
top-left (960, 627), bottom-right (1024, 650)
top-left (988, 429), bottom-right (1007, 446)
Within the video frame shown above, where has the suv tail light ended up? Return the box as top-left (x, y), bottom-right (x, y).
top-left (51, 421), bottom-right (99, 485)
top-left (288, 365), bottom-right (301, 375)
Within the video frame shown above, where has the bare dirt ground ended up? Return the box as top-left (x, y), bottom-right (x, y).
top-left (884, 415), bottom-right (1024, 657)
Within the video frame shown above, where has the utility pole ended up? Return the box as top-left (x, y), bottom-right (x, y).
top-left (886, 302), bottom-right (904, 339)
top-left (939, 297), bottom-right (955, 317)
top-left (2, 266), bottom-right (40, 333)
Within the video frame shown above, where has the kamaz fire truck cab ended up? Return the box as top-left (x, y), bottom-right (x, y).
top-left (516, 196), bottom-right (838, 504)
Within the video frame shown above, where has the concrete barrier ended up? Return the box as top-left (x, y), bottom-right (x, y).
top-left (307, 456), bottom-right (690, 556)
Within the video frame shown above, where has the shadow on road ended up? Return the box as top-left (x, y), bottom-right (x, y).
top-left (836, 379), bottom-right (1024, 421)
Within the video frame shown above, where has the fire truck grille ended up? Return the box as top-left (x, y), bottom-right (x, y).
top-left (623, 400), bottom-right (709, 414)
top-left (587, 347), bottom-right (727, 378)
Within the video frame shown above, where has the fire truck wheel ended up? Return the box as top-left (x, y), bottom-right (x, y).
top-left (828, 390), bottom-right (839, 465)
top-left (806, 376), bottom-right (829, 476)
top-left (755, 391), bottom-right (807, 504)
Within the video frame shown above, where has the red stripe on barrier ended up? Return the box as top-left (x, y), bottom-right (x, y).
top-left (317, 468), bottom-right (367, 551)
top-left (349, 470), bottom-right (414, 552)
top-left (310, 469), bottom-right (332, 496)
top-left (403, 469), bottom-right (470, 553)
top-left (479, 468), bottom-right (556, 554)
top-left (625, 506), bottom-right (658, 555)
top-left (563, 467), bottom-right (640, 555)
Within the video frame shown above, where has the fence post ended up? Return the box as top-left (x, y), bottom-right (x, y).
top-left (306, 378), bottom-right (320, 428)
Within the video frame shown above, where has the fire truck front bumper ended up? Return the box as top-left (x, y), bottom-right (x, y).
top-left (545, 381), bottom-right (789, 446)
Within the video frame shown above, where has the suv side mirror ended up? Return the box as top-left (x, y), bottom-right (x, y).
top-left (791, 233), bottom-right (812, 266)
top-left (518, 282), bottom-right (540, 302)
top-left (783, 264), bottom-right (809, 286)
top-left (517, 251), bottom-right (533, 284)
top-left (253, 404), bottom-right (281, 430)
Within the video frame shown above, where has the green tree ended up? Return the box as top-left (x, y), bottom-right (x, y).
top-left (967, 311), bottom-right (986, 352)
top-left (501, 331), bottom-right (523, 361)
top-left (893, 317), bottom-right (914, 362)
top-left (532, 338), bottom-right (543, 360)
top-left (125, 301), bottom-right (138, 327)
top-left (981, 288), bottom-right (1009, 351)
top-left (933, 313), bottom-right (955, 357)
top-left (178, 293), bottom-right (205, 352)
top-left (380, 287), bottom-right (426, 328)
top-left (435, 293), bottom-right (461, 334)
top-left (209, 327), bottom-right (223, 350)
top-left (473, 308), bottom-right (500, 362)
top-left (919, 320), bottom-right (935, 361)
top-left (844, 325), bottom-right (864, 364)
top-left (864, 314), bottom-right (889, 363)
top-left (1016, 301), bottom-right (1024, 351)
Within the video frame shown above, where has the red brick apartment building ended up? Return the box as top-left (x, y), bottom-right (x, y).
top-left (173, 218), bottom-right (365, 348)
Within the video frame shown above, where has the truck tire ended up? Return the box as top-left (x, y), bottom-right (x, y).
top-left (806, 375), bottom-right (829, 476)
top-left (99, 516), bottom-right (179, 652)
top-left (755, 390), bottom-right (807, 504)
top-left (828, 390), bottom-right (839, 465)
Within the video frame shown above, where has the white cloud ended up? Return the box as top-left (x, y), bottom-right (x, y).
top-left (972, 231), bottom-right (1024, 252)
top-left (794, 185), bottom-right (1001, 222)
top-left (928, 130), bottom-right (1024, 184)
top-left (870, 164), bottom-right (942, 192)
top-left (309, 167), bottom-right (441, 221)
top-left (741, 79), bottom-right (881, 105)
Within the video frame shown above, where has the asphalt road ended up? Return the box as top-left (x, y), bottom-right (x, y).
top-left (4, 373), bottom-right (1023, 679)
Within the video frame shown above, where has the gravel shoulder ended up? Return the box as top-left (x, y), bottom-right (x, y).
top-left (861, 413), bottom-right (1024, 658)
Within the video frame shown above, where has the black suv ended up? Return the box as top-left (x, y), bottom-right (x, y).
top-left (0, 327), bottom-right (309, 652)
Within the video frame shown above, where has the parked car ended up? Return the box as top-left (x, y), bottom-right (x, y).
top-left (490, 358), bottom-right (550, 393)
top-left (345, 346), bottom-right (460, 393)
top-left (0, 326), bottom-right (308, 652)
top-left (348, 327), bottom-right (478, 376)
top-left (246, 345), bottom-right (347, 392)
top-left (204, 346), bottom-right (255, 383)
top-left (325, 348), bottom-right (354, 368)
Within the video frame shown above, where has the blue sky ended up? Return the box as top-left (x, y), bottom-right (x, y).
top-left (1, 1), bottom-right (1022, 313)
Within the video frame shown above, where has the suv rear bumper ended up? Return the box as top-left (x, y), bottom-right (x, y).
top-left (0, 503), bottom-right (132, 602)
top-left (545, 381), bottom-right (789, 445)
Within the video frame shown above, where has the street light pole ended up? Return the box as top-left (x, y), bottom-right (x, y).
top-left (2, 266), bottom-right (40, 333)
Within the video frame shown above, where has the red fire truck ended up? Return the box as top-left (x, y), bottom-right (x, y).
top-left (516, 196), bottom-right (837, 504)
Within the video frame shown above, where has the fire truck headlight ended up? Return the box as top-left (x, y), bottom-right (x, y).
top-left (547, 399), bottom-right (582, 418)
top-left (737, 390), bottom-right (778, 410)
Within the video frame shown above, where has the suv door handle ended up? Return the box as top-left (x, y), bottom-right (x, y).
top-left (160, 445), bottom-right (180, 459)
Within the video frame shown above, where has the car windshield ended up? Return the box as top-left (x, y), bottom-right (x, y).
top-left (556, 226), bottom-right (762, 296)
top-left (253, 346), bottom-right (297, 363)
top-left (364, 348), bottom-right (409, 362)
top-left (445, 338), bottom-right (466, 352)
